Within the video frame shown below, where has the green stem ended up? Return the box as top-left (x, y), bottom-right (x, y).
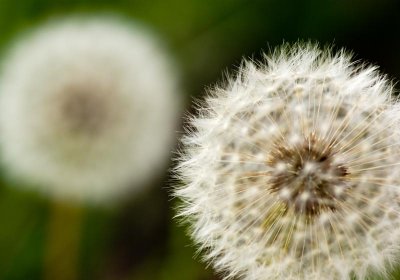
top-left (44, 201), bottom-right (84, 280)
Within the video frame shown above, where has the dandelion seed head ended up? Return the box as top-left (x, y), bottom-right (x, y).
top-left (0, 16), bottom-right (181, 203)
top-left (175, 43), bottom-right (400, 279)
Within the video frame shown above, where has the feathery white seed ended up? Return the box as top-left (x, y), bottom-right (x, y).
top-left (175, 43), bottom-right (400, 280)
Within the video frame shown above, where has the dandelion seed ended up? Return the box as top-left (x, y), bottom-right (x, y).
top-left (0, 16), bottom-right (181, 203)
top-left (175, 43), bottom-right (400, 279)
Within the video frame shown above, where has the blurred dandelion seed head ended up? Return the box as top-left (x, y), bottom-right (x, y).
top-left (0, 16), bottom-right (181, 203)
top-left (175, 43), bottom-right (400, 280)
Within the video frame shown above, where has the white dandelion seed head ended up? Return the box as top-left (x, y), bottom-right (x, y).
top-left (0, 16), bottom-right (181, 203)
top-left (175, 43), bottom-right (400, 279)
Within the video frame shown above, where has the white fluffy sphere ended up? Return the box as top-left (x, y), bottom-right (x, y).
top-left (175, 44), bottom-right (400, 280)
top-left (0, 16), bottom-right (181, 203)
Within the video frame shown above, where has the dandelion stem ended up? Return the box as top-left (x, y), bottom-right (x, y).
top-left (44, 201), bottom-right (84, 280)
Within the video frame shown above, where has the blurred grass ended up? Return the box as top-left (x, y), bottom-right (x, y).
top-left (0, 0), bottom-right (399, 279)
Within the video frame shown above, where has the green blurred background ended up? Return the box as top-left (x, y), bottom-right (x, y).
top-left (0, 0), bottom-right (400, 279)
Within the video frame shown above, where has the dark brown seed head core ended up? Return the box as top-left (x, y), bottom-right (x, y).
top-left (60, 86), bottom-right (109, 136)
top-left (267, 133), bottom-right (349, 216)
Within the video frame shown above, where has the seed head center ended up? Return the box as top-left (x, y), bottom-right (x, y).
top-left (59, 87), bottom-right (109, 136)
top-left (268, 134), bottom-right (349, 216)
